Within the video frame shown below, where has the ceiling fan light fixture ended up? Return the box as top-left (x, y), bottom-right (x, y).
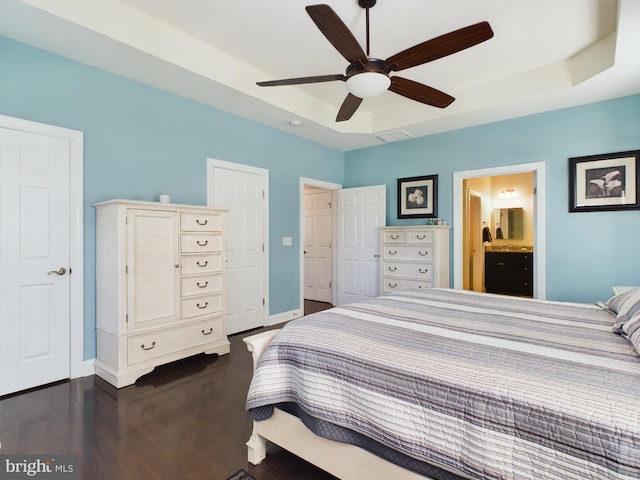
top-left (346, 72), bottom-right (390, 99)
top-left (257, 4), bottom-right (494, 122)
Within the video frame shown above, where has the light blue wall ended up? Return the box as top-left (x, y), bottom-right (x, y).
top-left (3, 35), bottom-right (639, 362)
top-left (344, 95), bottom-right (640, 303)
top-left (0, 36), bottom-right (344, 359)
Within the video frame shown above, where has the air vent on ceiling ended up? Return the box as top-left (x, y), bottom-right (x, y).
top-left (374, 130), bottom-right (413, 143)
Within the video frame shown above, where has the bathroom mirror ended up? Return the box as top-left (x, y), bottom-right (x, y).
top-left (493, 207), bottom-right (523, 240)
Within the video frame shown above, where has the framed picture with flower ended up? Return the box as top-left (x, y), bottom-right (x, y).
top-left (569, 150), bottom-right (640, 213)
top-left (397, 175), bottom-right (438, 219)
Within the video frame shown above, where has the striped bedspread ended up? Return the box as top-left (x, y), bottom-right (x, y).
top-left (246, 288), bottom-right (640, 480)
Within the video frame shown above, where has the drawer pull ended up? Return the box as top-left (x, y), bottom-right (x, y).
top-left (196, 302), bottom-right (208, 309)
top-left (416, 235), bottom-right (426, 239)
top-left (390, 234), bottom-right (399, 239)
top-left (196, 260), bottom-right (208, 267)
top-left (388, 266), bottom-right (397, 271)
top-left (141, 341), bottom-right (156, 351)
top-left (196, 240), bottom-right (209, 246)
top-left (388, 250), bottom-right (397, 255)
top-left (388, 283), bottom-right (397, 288)
top-left (419, 268), bottom-right (429, 274)
top-left (196, 281), bottom-right (209, 288)
top-left (196, 219), bottom-right (208, 226)
top-left (419, 251), bottom-right (429, 256)
top-left (202, 328), bottom-right (213, 336)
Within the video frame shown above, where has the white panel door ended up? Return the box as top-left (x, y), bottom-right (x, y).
top-left (0, 128), bottom-right (70, 396)
top-left (304, 190), bottom-right (333, 303)
top-left (337, 185), bottom-right (386, 306)
top-left (211, 166), bottom-right (266, 334)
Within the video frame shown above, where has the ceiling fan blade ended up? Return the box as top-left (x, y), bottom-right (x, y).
top-left (257, 74), bottom-right (346, 87)
top-left (386, 22), bottom-right (494, 72)
top-left (336, 94), bottom-right (363, 122)
top-left (306, 4), bottom-right (368, 64)
top-left (389, 77), bottom-right (454, 108)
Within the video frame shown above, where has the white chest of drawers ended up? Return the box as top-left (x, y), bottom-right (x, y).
top-left (94, 199), bottom-right (229, 388)
top-left (379, 226), bottom-right (450, 294)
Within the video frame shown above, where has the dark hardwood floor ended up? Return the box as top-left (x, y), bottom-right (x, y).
top-left (0, 303), bottom-right (335, 480)
top-left (303, 299), bottom-right (332, 316)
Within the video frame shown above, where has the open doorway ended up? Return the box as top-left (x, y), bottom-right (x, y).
top-left (303, 186), bottom-right (333, 306)
top-left (463, 173), bottom-right (535, 295)
top-left (453, 162), bottom-right (546, 299)
top-left (464, 190), bottom-right (483, 292)
top-left (300, 178), bottom-right (340, 315)
top-left (299, 179), bottom-right (387, 315)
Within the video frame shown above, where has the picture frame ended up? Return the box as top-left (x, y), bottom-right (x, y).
top-left (397, 175), bottom-right (438, 219)
top-left (568, 150), bottom-right (640, 213)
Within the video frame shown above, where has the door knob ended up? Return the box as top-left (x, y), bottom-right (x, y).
top-left (47, 267), bottom-right (67, 276)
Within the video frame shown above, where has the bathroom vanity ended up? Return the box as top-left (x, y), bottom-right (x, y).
top-left (484, 247), bottom-right (533, 297)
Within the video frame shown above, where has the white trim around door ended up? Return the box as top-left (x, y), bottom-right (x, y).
top-left (453, 161), bottom-right (546, 299)
top-left (0, 114), bottom-right (85, 378)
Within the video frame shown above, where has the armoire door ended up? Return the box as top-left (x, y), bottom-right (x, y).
top-left (126, 208), bottom-right (181, 330)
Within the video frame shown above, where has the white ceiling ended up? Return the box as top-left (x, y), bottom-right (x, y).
top-left (1, 0), bottom-right (639, 151)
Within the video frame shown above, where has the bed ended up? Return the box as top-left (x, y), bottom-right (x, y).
top-left (244, 288), bottom-right (640, 480)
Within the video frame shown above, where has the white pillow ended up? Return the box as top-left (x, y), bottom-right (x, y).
top-left (622, 312), bottom-right (640, 355)
top-left (612, 287), bottom-right (640, 334)
top-left (608, 286), bottom-right (639, 312)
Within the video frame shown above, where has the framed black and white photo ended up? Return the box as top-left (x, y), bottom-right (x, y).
top-left (397, 175), bottom-right (438, 219)
top-left (569, 150), bottom-right (640, 212)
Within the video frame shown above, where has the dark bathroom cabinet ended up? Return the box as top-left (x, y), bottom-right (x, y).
top-left (485, 251), bottom-right (533, 297)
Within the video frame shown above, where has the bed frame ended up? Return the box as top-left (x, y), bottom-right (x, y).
top-left (244, 330), bottom-right (473, 480)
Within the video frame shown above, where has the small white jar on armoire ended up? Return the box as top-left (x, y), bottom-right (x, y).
top-left (94, 199), bottom-right (230, 388)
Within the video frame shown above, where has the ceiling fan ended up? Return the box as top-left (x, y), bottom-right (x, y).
top-left (257, 1), bottom-right (494, 122)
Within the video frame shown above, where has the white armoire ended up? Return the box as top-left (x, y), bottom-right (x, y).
top-left (94, 199), bottom-right (230, 388)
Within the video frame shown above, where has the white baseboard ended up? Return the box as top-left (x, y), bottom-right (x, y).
top-left (267, 308), bottom-right (303, 326)
top-left (82, 358), bottom-right (96, 377)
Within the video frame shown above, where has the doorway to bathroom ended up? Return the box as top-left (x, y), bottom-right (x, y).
top-left (453, 162), bottom-right (546, 299)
